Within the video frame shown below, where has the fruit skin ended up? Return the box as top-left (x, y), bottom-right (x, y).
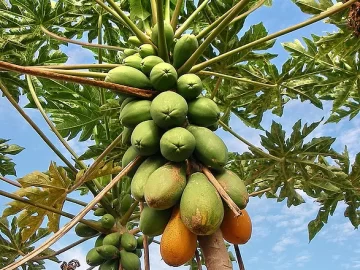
top-left (139, 206), bottom-right (172, 236)
top-left (176, 74), bottom-right (203, 100)
top-left (75, 221), bottom-right (99, 237)
top-left (96, 245), bottom-right (120, 259)
top-left (100, 214), bottom-right (115, 230)
top-left (151, 21), bottom-right (174, 47)
top-left (180, 172), bottom-right (224, 235)
top-left (86, 247), bottom-right (106, 266)
top-left (150, 91), bottom-right (188, 129)
top-left (121, 232), bottom-right (138, 251)
top-left (172, 34), bottom-right (199, 69)
top-left (160, 127), bottom-right (196, 162)
top-left (136, 235), bottom-right (154, 248)
top-left (123, 54), bottom-right (142, 70)
top-left (132, 249), bottom-right (143, 258)
top-left (187, 125), bottom-right (228, 170)
top-left (140, 56), bottom-right (164, 75)
top-left (99, 259), bottom-right (119, 270)
top-left (122, 127), bottom-right (133, 145)
top-left (94, 207), bottom-right (106, 216)
top-left (128, 36), bottom-right (142, 46)
top-left (95, 234), bottom-right (106, 247)
top-left (214, 169), bottom-right (249, 209)
top-left (187, 97), bottom-right (220, 127)
top-left (103, 232), bottom-right (121, 247)
top-left (120, 97), bottom-right (136, 112)
top-left (120, 100), bottom-right (152, 128)
top-left (139, 44), bottom-right (156, 58)
top-left (208, 121), bottom-right (219, 131)
top-left (221, 208), bottom-right (252, 244)
top-left (160, 206), bottom-right (197, 266)
top-left (124, 48), bottom-right (137, 56)
top-left (150, 63), bottom-right (178, 91)
top-left (121, 146), bottom-right (142, 176)
top-left (144, 163), bottom-right (187, 210)
top-left (119, 194), bottom-right (133, 216)
top-left (120, 250), bottom-right (141, 270)
top-left (131, 155), bottom-right (166, 201)
top-left (105, 66), bottom-right (152, 89)
top-left (131, 120), bottom-right (161, 156)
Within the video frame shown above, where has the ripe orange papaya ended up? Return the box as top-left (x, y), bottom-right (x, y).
top-left (220, 208), bottom-right (252, 245)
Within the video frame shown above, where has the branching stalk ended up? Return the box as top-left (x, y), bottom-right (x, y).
top-left (195, 249), bottom-right (203, 270)
top-left (156, 0), bottom-right (170, 62)
top-left (140, 202), bottom-right (150, 270)
top-left (94, 0), bottom-right (128, 26)
top-left (150, 0), bottom-right (157, 25)
top-left (210, 77), bottom-right (222, 99)
top-left (32, 64), bottom-right (119, 70)
top-left (170, 0), bottom-right (183, 31)
top-left (165, 0), bottom-right (171, 23)
top-left (120, 201), bottom-right (139, 225)
top-left (234, 245), bottom-right (245, 270)
top-left (39, 68), bottom-right (106, 78)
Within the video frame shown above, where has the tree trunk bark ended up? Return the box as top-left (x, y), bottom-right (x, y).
top-left (198, 229), bottom-right (233, 270)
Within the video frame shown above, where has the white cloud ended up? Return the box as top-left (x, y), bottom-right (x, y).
top-left (319, 222), bottom-right (357, 243)
top-left (272, 236), bottom-right (298, 253)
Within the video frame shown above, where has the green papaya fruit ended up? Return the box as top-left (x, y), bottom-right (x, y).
top-left (120, 100), bottom-right (152, 128)
top-left (120, 194), bottom-right (133, 215)
top-left (105, 66), bottom-right (152, 89)
top-left (150, 91), bottom-right (188, 128)
top-left (121, 232), bottom-right (137, 251)
top-left (144, 163), bottom-right (187, 210)
top-left (151, 21), bottom-right (174, 47)
top-left (150, 63), bottom-right (178, 91)
top-left (140, 56), bottom-right (164, 75)
top-left (128, 36), bottom-right (142, 47)
top-left (131, 156), bottom-right (166, 201)
top-left (180, 172), bottom-right (224, 235)
top-left (122, 127), bottom-right (133, 145)
top-left (103, 232), bottom-right (122, 247)
top-left (139, 44), bottom-right (156, 58)
top-left (132, 249), bottom-right (143, 258)
top-left (187, 125), bottom-right (228, 170)
top-left (160, 127), bottom-right (196, 162)
top-left (123, 54), bottom-right (142, 70)
top-left (172, 34), bottom-right (199, 69)
top-left (94, 207), bottom-right (106, 216)
top-left (176, 74), bottom-right (203, 100)
top-left (112, 198), bottom-right (120, 209)
top-left (188, 97), bottom-right (220, 127)
top-left (86, 247), bottom-right (106, 266)
top-left (131, 120), bottom-right (161, 156)
top-left (95, 234), bottom-right (106, 247)
top-left (120, 97), bottom-right (136, 112)
top-left (124, 49), bottom-right (138, 57)
top-left (139, 206), bottom-right (172, 236)
top-left (214, 169), bottom-right (249, 209)
top-left (99, 259), bottom-right (120, 270)
top-left (96, 245), bottom-right (120, 259)
top-left (100, 214), bottom-right (115, 230)
top-left (136, 235), bottom-right (154, 248)
top-left (208, 121), bottom-right (219, 131)
top-left (120, 250), bottom-right (141, 270)
top-left (121, 146), bottom-right (142, 176)
top-left (75, 221), bottom-right (99, 237)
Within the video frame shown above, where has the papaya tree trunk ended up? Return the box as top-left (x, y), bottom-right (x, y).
top-left (198, 229), bottom-right (233, 270)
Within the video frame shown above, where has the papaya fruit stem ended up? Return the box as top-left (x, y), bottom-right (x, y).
top-left (164, 0), bottom-right (171, 23)
top-left (120, 201), bottom-right (140, 225)
top-left (150, 0), bottom-right (157, 25)
top-left (170, 0), bottom-right (183, 31)
top-left (155, 0), bottom-right (170, 62)
top-left (94, 0), bottom-right (128, 28)
top-left (140, 202), bottom-right (151, 270)
top-left (234, 245), bottom-right (245, 270)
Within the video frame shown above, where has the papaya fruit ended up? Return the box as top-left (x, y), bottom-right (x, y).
top-left (150, 91), bottom-right (188, 129)
top-left (103, 232), bottom-right (121, 247)
top-left (121, 146), bottom-right (142, 176)
top-left (160, 127), bottom-right (196, 162)
top-left (128, 36), bottom-right (142, 47)
top-left (96, 245), bottom-right (120, 259)
top-left (208, 121), bottom-right (219, 131)
top-left (122, 127), bottom-right (133, 145)
top-left (94, 207), bottom-right (106, 216)
top-left (123, 54), bottom-right (142, 70)
top-left (75, 221), bottom-right (99, 237)
top-left (99, 259), bottom-right (119, 270)
top-left (95, 234), bottom-right (106, 247)
top-left (120, 250), bottom-right (141, 270)
top-left (120, 97), bottom-right (136, 112)
top-left (150, 63), bottom-right (178, 91)
top-left (187, 97), bottom-right (221, 127)
top-left (187, 125), bottom-right (228, 170)
top-left (172, 34), bottom-right (199, 69)
top-left (105, 66), bottom-right (152, 89)
top-left (131, 155), bottom-right (166, 201)
top-left (120, 194), bottom-right (133, 215)
top-left (221, 208), bottom-right (252, 244)
top-left (124, 48), bottom-right (138, 57)
top-left (140, 56), bottom-right (164, 75)
top-left (214, 169), bottom-right (249, 209)
top-left (132, 249), bottom-right (142, 258)
top-left (86, 247), bottom-right (106, 266)
top-left (139, 206), bottom-right (172, 236)
top-left (151, 21), bottom-right (174, 47)
top-left (144, 163), bottom-right (187, 210)
top-left (176, 74), bottom-right (203, 100)
top-left (160, 206), bottom-right (197, 266)
top-left (121, 232), bottom-right (138, 251)
top-left (120, 100), bottom-right (152, 128)
top-left (100, 214), bottom-right (115, 230)
top-left (136, 235), bottom-right (154, 248)
top-left (131, 120), bottom-right (161, 156)
top-left (180, 172), bottom-right (224, 235)
top-left (139, 44), bottom-right (156, 58)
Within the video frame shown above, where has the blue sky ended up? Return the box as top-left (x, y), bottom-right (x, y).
top-left (0, 1), bottom-right (359, 269)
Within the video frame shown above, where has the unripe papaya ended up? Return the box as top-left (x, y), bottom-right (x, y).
top-left (86, 247), bottom-right (106, 266)
top-left (120, 100), bottom-right (152, 128)
top-left (144, 163), bottom-right (186, 210)
top-left (208, 121), bottom-right (219, 131)
top-left (180, 172), bottom-right (224, 235)
top-left (123, 54), bottom-right (142, 70)
top-left (124, 48), bottom-right (137, 56)
top-left (150, 63), bottom-right (178, 91)
top-left (121, 146), bottom-right (142, 176)
top-left (221, 208), bottom-right (252, 244)
top-left (128, 36), bottom-right (142, 47)
top-left (121, 232), bottom-right (138, 251)
top-left (139, 206), bottom-right (172, 236)
top-left (160, 206), bottom-right (197, 266)
top-left (122, 127), bottom-right (133, 145)
top-left (120, 194), bottom-right (133, 216)
top-left (140, 56), bottom-right (164, 75)
top-left (75, 221), bottom-right (99, 237)
top-left (101, 214), bottom-right (115, 230)
top-left (131, 120), bottom-right (161, 156)
top-left (103, 232), bottom-right (122, 247)
top-left (139, 44), bottom-right (156, 58)
top-left (136, 235), bottom-right (154, 248)
top-left (188, 97), bottom-right (220, 127)
top-left (214, 169), bottom-right (249, 209)
top-left (120, 97), bottom-right (136, 112)
top-left (150, 91), bottom-right (188, 129)
top-left (105, 66), bottom-right (152, 89)
top-left (187, 125), bottom-right (228, 170)
top-left (176, 74), bottom-right (203, 100)
top-left (95, 234), bottom-right (106, 247)
top-left (120, 250), bottom-right (141, 270)
top-left (96, 245), bottom-right (120, 259)
top-left (132, 249), bottom-right (143, 258)
top-left (94, 207), bottom-right (106, 216)
top-left (99, 259), bottom-right (119, 270)
top-left (172, 34), bottom-right (199, 69)
top-left (151, 21), bottom-right (174, 47)
top-left (131, 155), bottom-right (166, 201)
top-left (160, 127), bottom-right (196, 162)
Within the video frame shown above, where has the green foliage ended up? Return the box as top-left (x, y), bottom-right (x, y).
top-left (0, 139), bottom-right (24, 176)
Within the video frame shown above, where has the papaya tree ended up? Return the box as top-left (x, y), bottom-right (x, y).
top-left (0, 0), bottom-right (359, 269)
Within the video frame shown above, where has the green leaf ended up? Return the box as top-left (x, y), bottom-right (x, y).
top-left (0, 139), bottom-right (24, 176)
